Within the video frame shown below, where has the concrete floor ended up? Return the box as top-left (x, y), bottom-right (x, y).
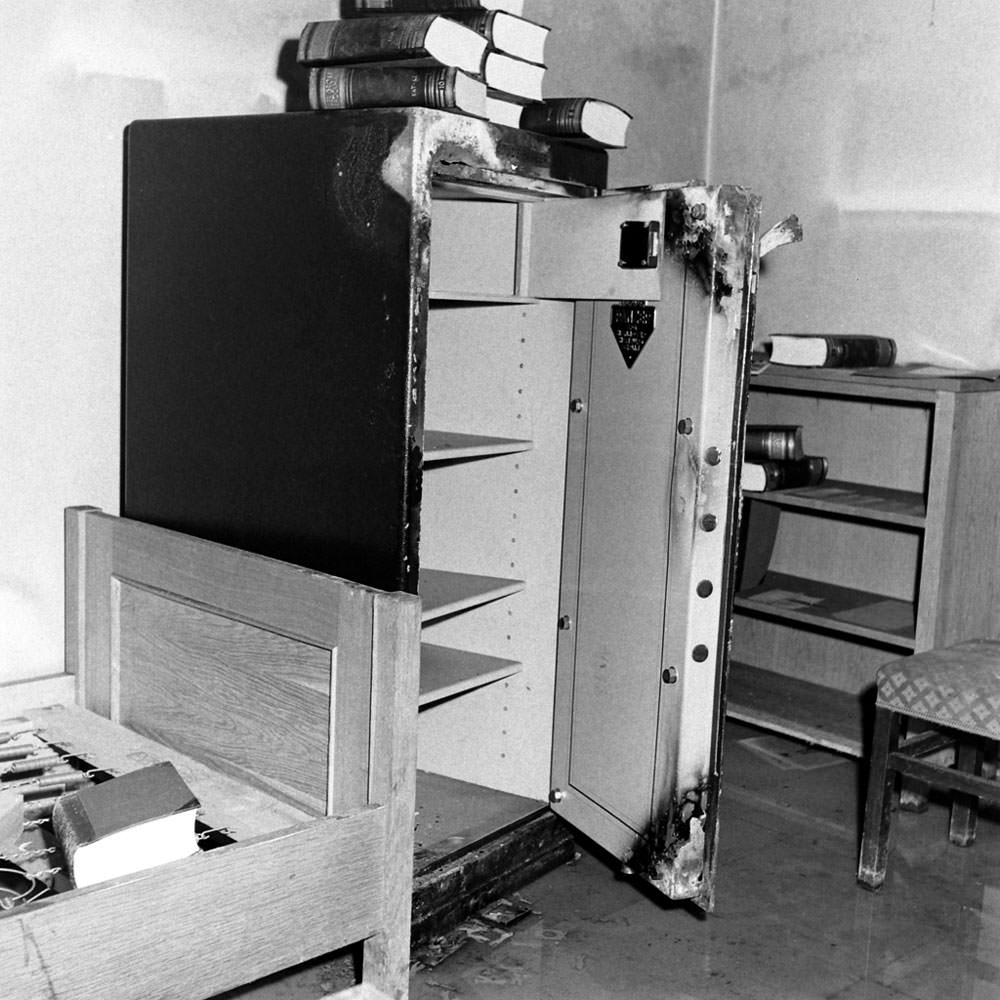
top-left (221, 722), bottom-right (1000, 999)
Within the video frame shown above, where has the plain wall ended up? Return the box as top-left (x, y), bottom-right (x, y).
top-left (1, 1), bottom-right (319, 681)
top-left (710, 0), bottom-right (1000, 366)
top-left (2, 0), bottom-right (998, 682)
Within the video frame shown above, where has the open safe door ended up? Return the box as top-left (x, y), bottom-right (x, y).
top-left (524, 187), bottom-right (760, 911)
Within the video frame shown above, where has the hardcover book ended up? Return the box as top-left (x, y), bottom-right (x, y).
top-left (52, 761), bottom-right (201, 888)
top-left (444, 10), bottom-right (549, 64)
top-left (298, 15), bottom-right (488, 75)
top-left (485, 91), bottom-right (524, 127)
top-left (344, 0), bottom-right (527, 14)
top-left (308, 64), bottom-right (487, 117)
top-left (767, 335), bottom-right (897, 369)
top-left (742, 455), bottom-right (828, 493)
top-left (744, 424), bottom-right (804, 462)
top-left (478, 49), bottom-right (545, 102)
top-left (519, 97), bottom-right (632, 149)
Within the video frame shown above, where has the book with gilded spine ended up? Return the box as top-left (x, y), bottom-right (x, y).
top-left (478, 50), bottom-right (544, 102)
top-left (344, 0), bottom-right (526, 14)
top-left (744, 424), bottom-right (804, 462)
top-left (439, 10), bottom-right (549, 64)
top-left (308, 63), bottom-right (487, 117)
top-left (519, 97), bottom-right (632, 148)
top-left (742, 456), bottom-right (828, 493)
top-left (485, 91), bottom-right (524, 127)
top-left (767, 335), bottom-right (897, 369)
top-left (298, 15), bottom-right (487, 75)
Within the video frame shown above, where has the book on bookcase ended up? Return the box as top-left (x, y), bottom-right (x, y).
top-left (298, 14), bottom-right (487, 75)
top-left (343, 0), bottom-right (527, 15)
top-left (742, 455), bottom-right (828, 493)
top-left (767, 334), bottom-right (897, 369)
top-left (52, 761), bottom-right (201, 888)
top-left (309, 64), bottom-right (487, 116)
top-left (518, 97), bottom-right (632, 148)
top-left (744, 424), bottom-right (804, 462)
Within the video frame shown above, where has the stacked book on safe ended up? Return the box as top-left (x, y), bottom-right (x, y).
top-left (296, 0), bottom-right (632, 150)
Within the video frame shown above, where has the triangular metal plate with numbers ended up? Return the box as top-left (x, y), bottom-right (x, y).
top-left (611, 302), bottom-right (656, 368)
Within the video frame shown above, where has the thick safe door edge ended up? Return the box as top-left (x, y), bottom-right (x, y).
top-left (547, 186), bottom-right (761, 911)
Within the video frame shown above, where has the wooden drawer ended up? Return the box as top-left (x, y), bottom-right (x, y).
top-left (2, 508), bottom-right (420, 1000)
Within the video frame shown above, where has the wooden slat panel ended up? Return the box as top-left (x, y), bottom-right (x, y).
top-left (77, 508), bottom-right (113, 715)
top-left (72, 510), bottom-right (383, 814)
top-left (95, 510), bottom-right (356, 649)
top-left (3, 810), bottom-right (384, 1000)
top-left (362, 589), bottom-right (421, 998)
top-left (116, 581), bottom-right (333, 814)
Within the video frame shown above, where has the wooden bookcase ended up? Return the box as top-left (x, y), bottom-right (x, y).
top-left (729, 367), bottom-right (1000, 755)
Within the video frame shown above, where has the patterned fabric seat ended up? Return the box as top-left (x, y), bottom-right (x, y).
top-left (859, 639), bottom-right (1000, 891)
top-left (876, 638), bottom-right (1000, 741)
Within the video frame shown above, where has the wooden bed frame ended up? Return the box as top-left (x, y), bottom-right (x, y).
top-left (2, 507), bottom-right (420, 1000)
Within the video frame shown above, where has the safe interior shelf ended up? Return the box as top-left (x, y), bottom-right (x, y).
top-left (744, 481), bottom-right (926, 527)
top-left (734, 571), bottom-right (916, 648)
top-left (727, 661), bottom-right (865, 757)
top-left (423, 430), bottom-right (533, 463)
top-left (419, 644), bottom-right (522, 708)
top-left (419, 568), bottom-right (526, 624)
top-left (429, 291), bottom-right (539, 304)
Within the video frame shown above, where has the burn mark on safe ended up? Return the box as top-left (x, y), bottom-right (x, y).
top-left (662, 190), bottom-right (733, 307)
top-left (622, 778), bottom-right (713, 906)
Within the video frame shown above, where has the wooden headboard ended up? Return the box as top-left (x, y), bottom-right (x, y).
top-left (64, 507), bottom-right (420, 816)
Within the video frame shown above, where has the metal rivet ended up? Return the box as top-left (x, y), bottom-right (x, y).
top-left (705, 447), bottom-right (722, 466)
top-left (692, 645), bottom-right (710, 663)
top-left (570, 398), bottom-right (586, 413)
top-left (662, 666), bottom-right (678, 684)
top-left (700, 514), bottom-right (718, 532)
top-left (558, 615), bottom-right (573, 631)
top-left (677, 417), bottom-right (693, 435)
top-left (549, 788), bottom-right (566, 804)
top-left (696, 580), bottom-right (714, 598)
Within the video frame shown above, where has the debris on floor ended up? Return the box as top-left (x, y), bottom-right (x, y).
top-left (413, 895), bottom-right (536, 969)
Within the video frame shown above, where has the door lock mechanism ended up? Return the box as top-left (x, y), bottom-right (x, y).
top-left (618, 220), bottom-right (660, 269)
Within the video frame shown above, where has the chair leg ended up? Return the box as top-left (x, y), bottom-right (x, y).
top-left (858, 706), bottom-right (901, 890)
top-left (949, 737), bottom-right (984, 847)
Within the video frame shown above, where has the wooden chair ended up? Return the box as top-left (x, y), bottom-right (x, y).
top-left (858, 639), bottom-right (1000, 890)
top-left (3, 507), bottom-right (420, 1000)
